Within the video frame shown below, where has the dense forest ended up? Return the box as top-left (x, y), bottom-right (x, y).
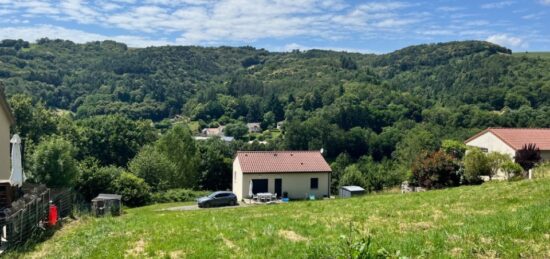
top-left (1, 38), bottom-right (549, 205)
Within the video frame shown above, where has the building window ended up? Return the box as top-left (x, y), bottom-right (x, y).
top-left (310, 178), bottom-right (319, 189)
top-left (480, 148), bottom-right (488, 153)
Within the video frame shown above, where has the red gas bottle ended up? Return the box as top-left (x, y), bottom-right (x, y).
top-left (48, 204), bottom-right (58, 226)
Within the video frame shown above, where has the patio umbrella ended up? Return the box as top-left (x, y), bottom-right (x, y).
top-left (248, 180), bottom-right (253, 198)
top-left (10, 134), bottom-right (25, 187)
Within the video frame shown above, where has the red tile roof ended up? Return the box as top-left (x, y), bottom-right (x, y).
top-left (236, 151), bottom-right (332, 174)
top-left (465, 128), bottom-right (550, 150)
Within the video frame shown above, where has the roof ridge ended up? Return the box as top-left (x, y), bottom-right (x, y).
top-left (489, 127), bottom-right (550, 130)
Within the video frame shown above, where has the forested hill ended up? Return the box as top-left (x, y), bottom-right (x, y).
top-left (1, 39), bottom-right (546, 121)
top-left (1, 39), bottom-right (549, 148)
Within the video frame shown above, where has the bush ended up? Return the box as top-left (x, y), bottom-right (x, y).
top-left (463, 149), bottom-right (490, 184)
top-left (515, 144), bottom-right (541, 173)
top-left (128, 145), bottom-right (176, 192)
top-left (151, 189), bottom-right (210, 203)
top-left (29, 136), bottom-right (79, 188)
top-left (339, 165), bottom-right (366, 188)
top-left (112, 172), bottom-right (151, 207)
top-left (411, 151), bottom-right (460, 189)
top-left (76, 164), bottom-right (122, 201)
top-left (501, 161), bottom-right (524, 180)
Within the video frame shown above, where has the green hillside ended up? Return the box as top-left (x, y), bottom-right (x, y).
top-left (14, 178), bottom-right (550, 258)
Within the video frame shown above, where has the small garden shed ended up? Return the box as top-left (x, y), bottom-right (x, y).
top-left (92, 193), bottom-right (121, 217)
top-left (339, 186), bottom-right (365, 198)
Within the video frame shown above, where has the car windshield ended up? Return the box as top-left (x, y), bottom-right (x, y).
top-left (208, 192), bottom-right (221, 198)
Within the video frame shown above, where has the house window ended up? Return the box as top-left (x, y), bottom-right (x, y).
top-left (310, 178), bottom-right (319, 189)
top-left (480, 148), bottom-right (488, 153)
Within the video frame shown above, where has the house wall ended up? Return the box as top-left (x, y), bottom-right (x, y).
top-left (466, 132), bottom-right (550, 179)
top-left (0, 107), bottom-right (10, 180)
top-left (238, 172), bottom-right (331, 200)
top-left (465, 132), bottom-right (516, 156)
top-left (232, 157), bottom-right (243, 200)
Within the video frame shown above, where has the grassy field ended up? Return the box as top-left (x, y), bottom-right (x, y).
top-left (14, 179), bottom-right (550, 258)
top-left (512, 51), bottom-right (550, 59)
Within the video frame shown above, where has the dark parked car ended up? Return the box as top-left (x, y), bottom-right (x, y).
top-left (197, 191), bottom-right (238, 208)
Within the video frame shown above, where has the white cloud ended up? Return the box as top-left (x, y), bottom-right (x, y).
top-left (481, 1), bottom-right (515, 9)
top-left (539, 0), bottom-right (550, 5)
top-left (486, 34), bottom-right (528, 48)
top-left (0, 25), bottom-right (174, 47)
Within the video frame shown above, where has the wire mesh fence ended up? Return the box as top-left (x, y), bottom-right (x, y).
top-left (51, 188), bottom-right (75, 219)
top-left (0, 189), bottom-right (49, 250)
top-left (0, 188), bottom-right (75, 251)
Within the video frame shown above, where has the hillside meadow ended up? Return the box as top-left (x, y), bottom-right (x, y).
top-left (13, 178), bottom-right (550, 258)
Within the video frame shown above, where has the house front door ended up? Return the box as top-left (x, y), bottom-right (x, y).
top-left (274, 178), bottom-right (282, 197)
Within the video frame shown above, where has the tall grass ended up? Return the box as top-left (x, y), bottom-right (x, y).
top-left (12, 178), bottom-right (550, 258)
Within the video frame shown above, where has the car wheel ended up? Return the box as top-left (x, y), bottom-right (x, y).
top-left (231, 200), bottom-right (237, 206)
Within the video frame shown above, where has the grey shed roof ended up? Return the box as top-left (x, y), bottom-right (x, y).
top-left (341, 186), bottom-right (365, 192)
top-left (93, 193), bottom-right (122, 200)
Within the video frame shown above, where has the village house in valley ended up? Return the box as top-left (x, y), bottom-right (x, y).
top-left (465, 128), bottom-right (550, 177)
top-left (232, 151), bottom-right (331, 201)
top-left (0, 87), bottom-right (15, 180)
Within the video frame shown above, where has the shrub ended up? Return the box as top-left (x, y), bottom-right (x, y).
top-left (112, 172), bottom-right (151, 207)
top-left (515, 143), bottom-right (541, 173)
top-left (487, 152), bottom-right (513, 180)
top-left (501, 161), bottom-right (524, 180)
top-left (411, 151), bottom-right (460, 189)
top-left (533, 161), bottom-right (550, 179)
top-left (441, 139), bottom-right (467, 159)
top-left (76, 164), bottom-right (122, 201)
top-left (151, 189), bottom-right (210, 203)
top-left (339, 165), bottom-right (366, 188)
top-left (128, 145), bottom-right (176, 192)
top-left (463, 149), bottom-right (490, 184)
top-left (29, 136), bottom-right (79, 188)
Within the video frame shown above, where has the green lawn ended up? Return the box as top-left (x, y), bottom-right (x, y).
top-left (512, 52), bottom-right (550, 59)
top-left (14, 179), bottom-right (550, 258)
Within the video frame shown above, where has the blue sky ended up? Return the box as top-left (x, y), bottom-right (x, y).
top-left (0, 0), bottom-right (548, 53)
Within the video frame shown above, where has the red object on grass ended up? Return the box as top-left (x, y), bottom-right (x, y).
top-left (48, 204), bottom-right (58, 226)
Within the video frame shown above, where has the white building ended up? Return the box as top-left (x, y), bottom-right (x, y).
top-left (232, 151), bottom-right (331, 201)
top-left (465, 128), bottom-right (550, 178)
top-left (0, 87), bottom-right (15, 180)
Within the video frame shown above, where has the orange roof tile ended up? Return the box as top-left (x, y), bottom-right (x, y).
top-left (236, 151), bottom-right (332, 174)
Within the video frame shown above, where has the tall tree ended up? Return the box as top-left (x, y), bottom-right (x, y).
top-left (156, 124), bottom-right (200, 189)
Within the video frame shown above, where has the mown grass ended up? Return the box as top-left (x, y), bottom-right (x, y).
top-left (13, 179), bottom-right (550, 258)
top-left (512, 52), bottom-right (550, 59)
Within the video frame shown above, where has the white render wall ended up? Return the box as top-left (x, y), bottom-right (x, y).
top-left (0, 108), bottom-right (10, 180)
top-left (466, 132), bottom-right (516, 156)
top-left (232, 157), bottom-right (243, 200)
top-left (232, 157), bottom-right (331, 201)
top-left (466, 131), bottom-right (550, 179)
top-left (241, 172), bottom-right (330, 200)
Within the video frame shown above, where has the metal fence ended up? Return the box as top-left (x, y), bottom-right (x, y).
top-left (0, 188), bottom-right (75, 251)
top-left (0, 189), bottom-right (50, 249)
top-left (51, 188), bottom-right (75, 219)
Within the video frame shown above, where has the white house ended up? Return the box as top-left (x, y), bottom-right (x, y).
top-left (465, 128), bottom-right (550, 178)
top-left (232, 151), bottom-right (332, 201)
top-left (0, 87), bottom-right (15, 180)
top-left (246, 123), bottom-right (262, 133)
